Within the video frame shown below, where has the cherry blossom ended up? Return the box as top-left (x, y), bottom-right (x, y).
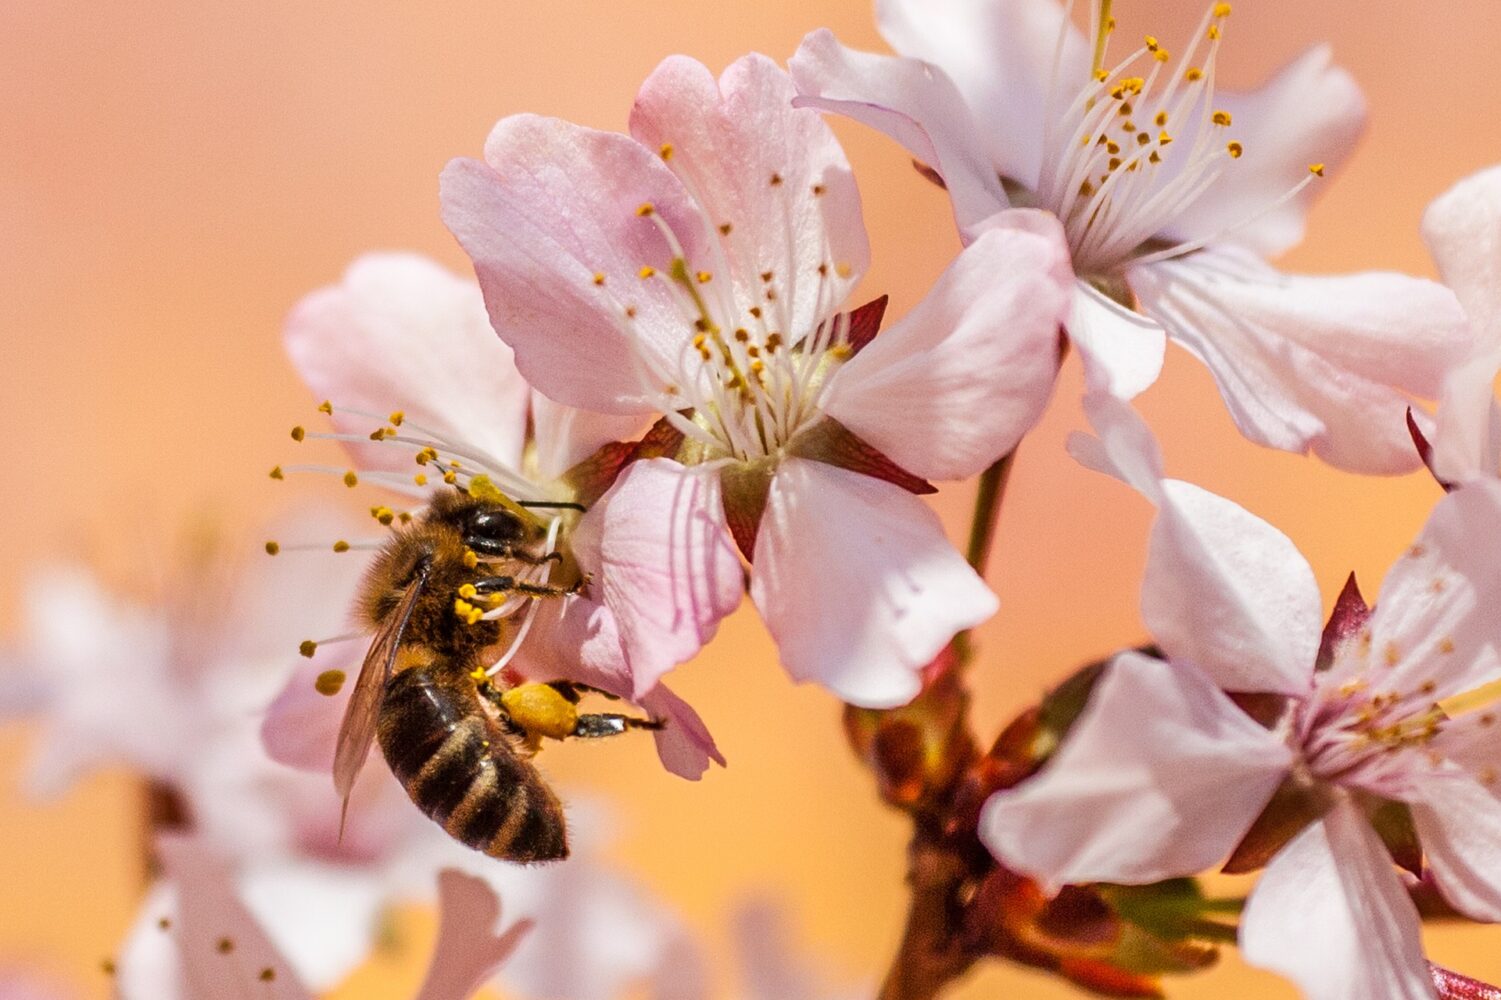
top-left (440, 53), bottom-right (1072, 708)
top-left (790, 0), bottom-right (1472, 473)
top-left (981, 396), bottom-right (1501, 999)
top-left (117, 836), bottom-right (531, 1000)
top-left (277, 251), bottom-right (721, 778)
top-left (1421, 165), bottom-right (1501, 485)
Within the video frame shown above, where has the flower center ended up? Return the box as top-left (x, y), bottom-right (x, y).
top-left (1035, 2), bottom-right (1320, 277)
top-left (632, 203), bottom-right (853, 465)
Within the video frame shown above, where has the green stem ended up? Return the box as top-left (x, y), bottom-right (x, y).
top-left (964, 452), bottom-right (1016, 575)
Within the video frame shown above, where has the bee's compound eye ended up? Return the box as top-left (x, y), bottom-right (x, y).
top-left (466, 509), bottom-right (525, 554)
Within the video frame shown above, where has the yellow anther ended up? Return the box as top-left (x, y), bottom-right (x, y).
top-left (1109, 157), bottom-right (1123, 171)
top-left (264, 541), bottom-right (280, 556)
top-left (290, 426), bottom-right (306, 442)
top-left (836, 262), bottom-right (853, 278)
top-left (1106, 140), bottom-right (1121, 154)
top-left (399, 511), bottom-right (412, 524)
top-left (342, 470), bottom-right (358, 488)
top-left (658, 143), bottom-right (674, 160)
top-left (593, 272), bottom-right (606, 286)
top-left (332, 540), bottom-right (350, 553)
top-left (1212, 110), bottom-right (1232, 127)
top-left (1214, 2), bottom-right (1232, 16)
top-left (371, 506), bottom-right (395, 526)
top-left (259, 969), bottom-right (276, 983)
top-left (1227, 141), bottom-right (1244, 158)
top-left (696, 270), bottom-right (712, 283)
top-left (1149, 150), bottom-right (1162, 164)
top-left (1145, 35), bottom-right (1159, 50)
top-left (1310, 163), bottom-right (1326, 177)
top-left (368, 427), bottom-right (394, 441)
top-left (811, 183), bottom-right (827, 197)
top-left (1385, 642), bottom-right (1401, 667)
top-left (1208, 23), bottom-right (1221, 40)
top-left (416, 446), bottom-right (439, 465)
top-left (624, 306), bottom-right (637, 318)
top-left (750, 359), bottom-right (766, 375)
top-left (443, 470), bottom-right (457, 485)
top-left (636, 202), bottom-right (655, 217)
top-left (719, 222), bottom-right (733, 235)
top-left (829, 343), bottom-right (853, 360)
top-left (269, 466), bottom-right (284, 480)
top-left (414, 473), bottom-right (427, 486)
top-left (769, 172), bottom-right (783, 186)
top-left (1137, 132), bottom-right (1151, 146)
top-left (318, 401), bottom-right (333, 414)
top-left (458, 583), bottom-right (478, 600)
top-left (388, 410), bottom-right (404, 426)
top-left (1185, 67), bottom-right (1204, 82)
top-left (749, 306), bottom-right (763, 319)
top-left (1159, 131), bottom-right (1174, 145)
top-left (299, 640), bottom-right (317, 658)
top-left (218, 938), bottom-right (235, 955)
top-left (313, 669), bottom-right (345, 693)
top-left (639, 265), bottom-right (656, 279)
top-left (463, 549), bottom-right (479, 569)
top-left (1154, 48), bottom-right (1170, 62)
top-left (1119, 101), bottom-right (1133, 116)
top-left (1122, 120), bottom-right (1137, 133)
top-left (1155, 111), bottom-right (1169, 126)
top-left (765, 332), bottom-right (783, 350)
top-left (1079, 179), bottom-right (1096, 196)
top-left (1093, 68), bottom-right (1108, 82)
top-left (733, 328), bottom-right (750, 342)
top-left (1441, 637), bottom-right (1456, 654)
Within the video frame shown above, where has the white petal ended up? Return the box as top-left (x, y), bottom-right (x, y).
top-left (1146, 480), bottom-right (1322, 696)
top-left (1131, 248), bottom-right (1470, 473)
top-left (1065, 283), bottom-right (1167, 400)
top-left (284, 252), bottom-right (530, 473)
top-left (788, 28), bottom-right (1008, 237)
top-left (530, 391), bottom-right (647, 483)
top-left (1365, 480), bottom-right (1501, 702)
top-left (1241, 797), bottom-right (1435, 1000)
top-left (822, 216), bottom-right (1069, 480)
top-left (1066, 391), bottom-right (1166, 502)
top-left (1169, 46), bottom-right (1366, 258)
top-left (750, 458), bottom-right (996, 708)
top-left (1407, 762), bottom-right (1501, 923)
top-left (875, 0), bottom-right (1089, 191)
top-left (980, 651), bottom-right (1290, 889)
top-left (1422, 164), bottom-right (1501, 342)
top-left (1431, 351), bottom-right (1501, 486)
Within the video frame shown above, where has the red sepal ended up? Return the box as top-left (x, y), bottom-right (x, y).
top-left (1408, 407), bottom-right (1458, 492)
top-left (1315, 572), bottom-right (1371, 672)
top-left (788, 417), bottom-right (936, 495)
top-left (1434, 965), bottom-right (1501, 1000)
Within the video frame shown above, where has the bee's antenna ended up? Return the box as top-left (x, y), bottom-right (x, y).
top-left (515, 500), bottom-right (587, 513)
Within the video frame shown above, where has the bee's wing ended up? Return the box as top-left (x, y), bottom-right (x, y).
top-left (333, 562), bottom-right (431, 804)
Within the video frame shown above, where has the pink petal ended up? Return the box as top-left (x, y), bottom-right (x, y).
top-left (284, 253), bottom-right (530, 473)
top-left (629, 53), bottom-right (869, 331)
top-left (749, 458), bottom-right (996, 708)
top-left (154, 837), bottom-right (314, 1000)
top-left (413, 871), bottom-right (531, 1000)
top-left (980, 651), bottom-right (1290, 889)
top-left (1072, 394), bottom-right (1322, 695)
top-left (1168, 46), bottom-right (1366, 258)
top-left (260, 658), bottom-right (346, 773)
top-left (1406, 762), bottom-right (1501, 923)
top-left (530, 392), bottom-right (645, 483)
top-left (1431, 352), bottom-right (1501, 486)
top-left (1147, 480), bottom-right (1322, 696)
top-left (788, 29), bottom-right (1007, 238)
top-left (515, 595), bottom-right (724, 779)
top-left (1423, 165), bottom-right (1501, 340)
top-left (1241, 797), bottom-right (1435, 1000)
top-left (874, 0), bottom-right (1088, 192)
top-left (821, 216), bottom-right (1069, 481)
top-left (1065, 284), bottom-right (1167, 400)
top-left (1363, 481), bottom-right (1501, 702)
top-left (1130, 248), bottom-right (1471, 473)
top-left (571, 459), bottom-right (743, 698)
top-left (440, 116), bottom-right (707, 414)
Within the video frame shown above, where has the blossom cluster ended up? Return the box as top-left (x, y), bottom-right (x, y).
top-left (4, 0), bottom-right (1501, 998)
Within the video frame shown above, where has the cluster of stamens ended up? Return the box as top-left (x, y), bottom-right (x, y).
top-left (602, 162), bottom-right (855, 464)
top-left (1037, 2), bottom-right (1323, 276)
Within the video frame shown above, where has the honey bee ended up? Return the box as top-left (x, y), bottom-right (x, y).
top-left (333, 484), bottom-right (661, 863)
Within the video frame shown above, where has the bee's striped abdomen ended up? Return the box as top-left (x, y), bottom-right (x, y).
top-left (377, 665), bottom-right (568, 863)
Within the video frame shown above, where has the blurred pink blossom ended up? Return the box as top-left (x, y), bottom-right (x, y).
top-left (983, 396), bottom-right (1501, 1000)
top-left (791, 0), bottom-right (1473, 473)
top-left (441, 53), bottom-right (1072, 708)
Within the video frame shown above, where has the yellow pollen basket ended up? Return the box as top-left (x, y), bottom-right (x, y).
top-left (500, 682), bottom-right (579, 741)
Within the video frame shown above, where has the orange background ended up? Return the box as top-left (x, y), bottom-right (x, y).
top-left (2, 1), bottom-right (1499, 997)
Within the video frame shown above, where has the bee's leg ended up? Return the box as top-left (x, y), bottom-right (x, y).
top-left (545, 681), bottom-right (621, 703)
top-left (475, 550), bottom-right (564, 568)
top-left (472, 575), bottom-right (582, 599)
top-left (572, 713), bottom-right (666, 738)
